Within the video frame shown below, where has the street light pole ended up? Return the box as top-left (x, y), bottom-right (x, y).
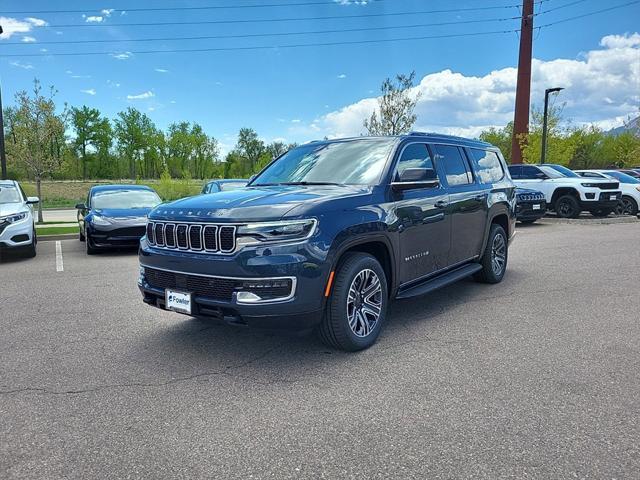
top-left (540, 87), bottom-right (564, 164)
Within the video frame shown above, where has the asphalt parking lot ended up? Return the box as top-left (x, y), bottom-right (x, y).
top-left (1, 222), bottom-right (639, 479)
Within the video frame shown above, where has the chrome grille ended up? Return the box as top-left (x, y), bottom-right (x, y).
top-left (517, 194), bottom-right (544, 202)
top-left (146, 221), bottom-right (237, 254)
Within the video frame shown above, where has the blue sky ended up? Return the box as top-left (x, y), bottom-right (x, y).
top-left (1, 0), bottom-right (639, 153)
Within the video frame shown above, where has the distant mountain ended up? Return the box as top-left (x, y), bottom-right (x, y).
top-left (607, 116), bottom-right (640, 136)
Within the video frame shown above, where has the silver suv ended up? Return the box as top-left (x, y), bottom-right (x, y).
top-left (0, 180), bottom-right (39, 258)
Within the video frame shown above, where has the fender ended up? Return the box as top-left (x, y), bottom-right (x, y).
top-left (479, 202), bottom-right (512, 255)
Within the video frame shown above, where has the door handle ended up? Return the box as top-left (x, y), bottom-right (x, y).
top-left (473, 194), bottom-right (485, 201)
top-left (434, 200), bottom-right (448, 208)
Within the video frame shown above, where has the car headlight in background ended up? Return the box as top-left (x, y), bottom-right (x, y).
top-left (581, 183), bottom-right (601, 188)
top-left (91, 215), bottom-right (112, 226)
top-left (1, 212), bottom-right (28, 223)
top-left (236, 219), bottom-right (317, 247)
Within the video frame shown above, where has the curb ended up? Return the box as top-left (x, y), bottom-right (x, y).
top-left (38, 234), bottom-right (78, 242)
top-left (539, 216), bottom-right (639, 225)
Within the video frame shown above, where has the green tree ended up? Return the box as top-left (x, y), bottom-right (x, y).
top-left (114, 107), bottom-right (157, 179)
top-left (364, 71), bottom-right (421, 136)
top-left (3, 79), bottom-right (67, 222)
top-left (236, 127), bottom-right (265, 172)
top-left (71, 106), bottom-right (107, 179)
top-left (479, 123), bottom-right (513, 163)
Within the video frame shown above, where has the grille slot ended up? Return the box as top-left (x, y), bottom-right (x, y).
top-left (164, 224), bottom-right (176, 248)
top-left (176, 225), bottom-right (188, 249)
top-left (189, 225), bottom-right (203, 250)
top-left (203, 226), bottom-right (218, 251)
top-left (149, 221), bottom-right (237, 254)
top-left (146, 223), bottom-right (155, 244)
top-left (154, 223), bottom-right (165, 246)
top-left (219, 226), bottom-right (236, 252)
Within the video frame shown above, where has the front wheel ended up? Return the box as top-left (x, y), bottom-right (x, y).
top-left (24, 228), bottom-right (37, 258)
top-left (86, 234), bottom-right (97, 255)
top-left (318, 252), bottom-right (388, 351)
top-left (474, 224), bottom-right (508, 284)
top-left (615, 196), bottom-right (638, 216)
top-left (555, 195), bottom-right (580, 218)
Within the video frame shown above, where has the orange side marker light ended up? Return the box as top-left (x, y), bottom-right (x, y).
top-left (324, 271), bottom-right (335, 297)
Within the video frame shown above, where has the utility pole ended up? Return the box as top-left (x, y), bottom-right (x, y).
top-left (540, 87), bottom-right (564, 164)
top-left (510, 0), bottom-right (534, 164)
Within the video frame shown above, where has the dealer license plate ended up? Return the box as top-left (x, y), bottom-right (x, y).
top-left (532, 204), bottom-right (541, 210)
top-left (165, 289), bottom-right (192, 315)
top-left (610, 195), bottom-right (617, 200)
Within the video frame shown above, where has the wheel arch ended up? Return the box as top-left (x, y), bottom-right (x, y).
top-left (550, 187), bottom-right (580, 207)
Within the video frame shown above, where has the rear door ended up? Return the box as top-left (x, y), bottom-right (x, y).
top-left (391, 143), bottom-right (451, 284)
top-left (431, 144), bottom-right (487, 265)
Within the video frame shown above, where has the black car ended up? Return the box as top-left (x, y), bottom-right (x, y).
top-left (76, 185), bottom-right (162, 254)
top-left (201, 179), bottom-right (247, 194)
top-left (515, 187), bottom-right (547, 224)
top-left (138, 133), bottom-right (516, 351)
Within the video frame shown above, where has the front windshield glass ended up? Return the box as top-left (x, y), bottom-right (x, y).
top-left (252, 138), bottom-right (396, 186)
top-left (0, 185), bottom-right (22, 204)
top-left (92, 190), bottom-right (161, 210)
top-left (604, 171), bottom-right (640, 184)
top-left (544, 164), bottom-right (579, 178)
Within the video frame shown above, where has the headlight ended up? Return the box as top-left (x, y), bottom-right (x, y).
top-left (236, 219), bottom-right (317, 247)
top-left (581, 183), bottom-right (600, 188)
top-left (2, 212), bottom-right (28, 223)
top-left (91, 215), bottom-right (111, 226)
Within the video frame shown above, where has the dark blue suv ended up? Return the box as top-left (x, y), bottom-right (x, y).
top-left (139, 133), bottom-right (516, 351)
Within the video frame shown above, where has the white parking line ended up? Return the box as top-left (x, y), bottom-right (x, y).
top-left (55, 241), bottom-right (64, 272)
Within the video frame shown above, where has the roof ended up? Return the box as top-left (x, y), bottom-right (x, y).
top-left (90, 184), bottom-right (155, 193)
top-left (308, 133), bottom-right (494, 149)
top-left (206, 179), bottom-right (247, 184)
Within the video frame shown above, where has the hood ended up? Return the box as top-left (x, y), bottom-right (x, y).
top-left (91, 207), bottom-right (154, 220)
top-left (0, 203), bottom-right (28, 218)
top-left (515, 187), bottom-right (543, 194)
top-left (149, 184), bottom-right (373, 222)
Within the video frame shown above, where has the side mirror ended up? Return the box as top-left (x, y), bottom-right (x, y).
top-left (75, 203), bottom-right (87, 210)
top-left (26, 196), bottom-right (39, 204)
top-left (391, 168), bottom-right (439, 191)
top-left (535, 172), bottom-right (548, 179)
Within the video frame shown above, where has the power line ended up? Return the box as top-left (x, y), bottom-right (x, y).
top-left (0, 29), bottom-right (521, 58)
top-left (2, 16), bottom-right (521, 46)
top-left (21, 4), bottom-right (534, 29)
top-left (537, 0), bottom-right (640, 27)
top-left (537, 0), bottom-right (590, 15)
top-left (3, 0), bottom-right (390, 15)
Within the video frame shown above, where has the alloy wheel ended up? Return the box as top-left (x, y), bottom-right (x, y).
top-left (491, 233), bottom-right (507, 276)
top-left (616, 198), bottom-right (634, 215)
top-left (346, 268), bottom-right (383, 338)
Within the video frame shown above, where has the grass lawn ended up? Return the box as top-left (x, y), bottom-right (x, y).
top-left (36, 226), bottom-right (80, 236)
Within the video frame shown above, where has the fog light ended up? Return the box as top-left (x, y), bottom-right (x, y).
top-left (235, 278), bottom-right (295, 303)
top-left (138, 266), bottom-right (145, 285)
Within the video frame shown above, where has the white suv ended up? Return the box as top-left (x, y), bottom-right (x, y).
top-left (574, 170), bottom-right (640, 216)
top-left (0, 180), bottom-right (39, 258)
top-left (508, 164), bottom-right (622, 218)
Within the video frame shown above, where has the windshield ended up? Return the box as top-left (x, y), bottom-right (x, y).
top-left (604, 171), bottom-right (640, 184)
top-left (220, 182), bottom-right (247, 191)
top-left (252, 138), bottom-right (396, 186)
top-left (544, 164), bottom-right (580, 178)
top-left (92, 190), bottom-right (161, 210)
top-left (0, 185), bottom-right (22, 204)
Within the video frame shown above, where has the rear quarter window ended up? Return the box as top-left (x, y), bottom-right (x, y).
top-left (469, 149), bottom-right (505, 184)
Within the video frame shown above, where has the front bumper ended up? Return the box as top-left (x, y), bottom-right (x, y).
top-left (579, 191), bottom-right (622, 209)
top-left (138, 237), bottom-right (329, 331)
top-left (0, 215), bottom-right (34, 249)
top-left (88, 224), bottom-right (146, 248)
top-left (516, 200), bottom-right (547, 221)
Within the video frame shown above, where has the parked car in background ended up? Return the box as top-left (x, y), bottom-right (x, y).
top-left (139, 133), bottom-right (516, 351)
top-left (515, 187), bottom-right (547, 223)
top-left (0, 180), bottom-right (39, 258)
top-left (617, 169), bottom-right (640, 180)
top-left (575, 170), bottom-right (640, 216)
top-left (76, 185), bottom-right (162, 254)
top-left (201, 179), bottom-right (248, 194)
top-left (508, 163), bottom-right (621, 218)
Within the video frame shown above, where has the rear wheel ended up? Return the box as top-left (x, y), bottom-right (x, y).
top-left (318, 252), bottom-right (388, 351)
top-left (615, 196), bottom-right (638, 216)
top-left (589, 208), bottom-right (613, 217)
top-left (474, 224), bottom-right (508, 284)
top-left (555, 195), bottom-right (580, 218)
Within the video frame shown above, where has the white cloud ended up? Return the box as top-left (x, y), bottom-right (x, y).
top-left (127, 91), bottom-right (155, 100)
top-left (291, 119), bottom-right (301, 123)
top-left (81, 89), bottom-right (96, 95)
top-left (296, 32), bottom-right (640, 140)
top-left (154, 68), bottom-right (169, 73)
top-left (333, 0), bottom-right (371, 5)
top-left (337, 73), bottom-right (347, 79)
top-left (0, 16), bottom-right (47, 39)
top-left (101, 9), bottom-right (115, 16)
top-left (111, 51), bottom-right (133, 60)
top-left (10, 60), bottom-right (34, 70)
top-left (169, 100), bottom-right (177, 104)
top-left (85, 15), bottom-right (104, 23)
top-left (107, 79), bottom-right (121, 88)
top-left (22, 36), bottom-right (36, 43)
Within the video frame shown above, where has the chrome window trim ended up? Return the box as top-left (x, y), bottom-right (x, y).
top-left (140, 263), bottom-right (297, 304)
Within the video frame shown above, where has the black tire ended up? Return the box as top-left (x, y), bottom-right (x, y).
top-left (555, 194), bottom-right (580, 218)
top-left (24, 228), bottom-right (37, 258)
top-left (318, 252), bottom-right (388, 351)
top-left (615, 196), bottom-right (638, 216)
top-left (86, 234), bottom-right (97, 255)
top-left (79, 227), bottom-right (85, 242)
top-left (589, 208), bottom-right (613, 217)
top-left (474, 224), bottom-right (508, 284)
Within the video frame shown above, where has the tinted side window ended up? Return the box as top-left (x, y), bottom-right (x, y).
top-left (521, 165), bottom-right (543, 179)
top-left (433, 145), bottom-right (472, 186)
top-left (396, 143), bottom-right (435, 177)
top-left (469, 149), bottom-right (504, 184)
top-left (508, 165), bottom-right (522, 179)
